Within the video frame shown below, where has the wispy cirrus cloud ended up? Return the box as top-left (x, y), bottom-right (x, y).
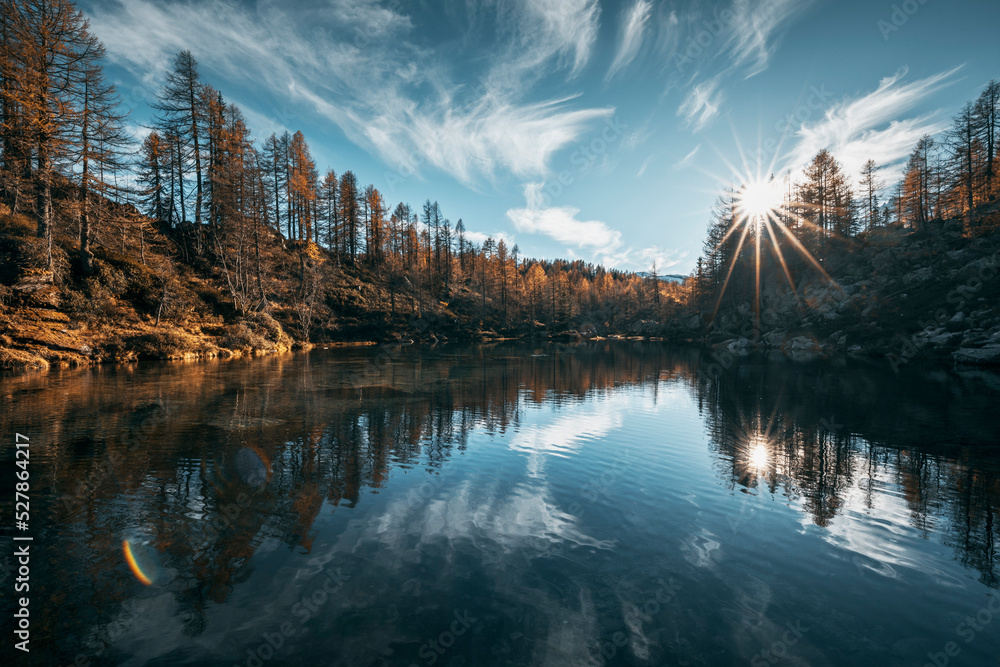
top-left (636, 155), bottom-right (654, 177)
top-left (85, 0), bottom-right (609, 186)
top-left (607, 0), bottom-right (653, 81)
top-left (725, 0), bottom-right (813, 77)
top-left (678, 77), bottom-right (724, 132)
top-left (675, 144), bottom-right (701, 168)
top-left (522, 0), bottom-right (601, 77)
top-left (671, 0), bottom-right (811, 133)
top-left (785, 67), bottom-right (962, 181)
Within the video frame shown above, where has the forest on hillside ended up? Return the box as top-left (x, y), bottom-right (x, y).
top-left (685, 76), bottom-right (1000, 364)
top-left (693, 78), bottom-right (999, 311)
top-left (0, 0), bottom-right (687, 370)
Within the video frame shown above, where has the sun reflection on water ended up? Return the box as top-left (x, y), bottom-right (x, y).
top-left (748, 441), bottom-right (769, 470)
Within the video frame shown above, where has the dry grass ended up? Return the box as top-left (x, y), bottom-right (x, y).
top-left (0, 346), bottom-right (49, 371)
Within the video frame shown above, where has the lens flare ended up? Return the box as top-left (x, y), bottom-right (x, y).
top-left (235, 446), bottom-right (270, 487)
top-left (123, 537), bottom-right (159, 586)
top-left (749, 443), bottom-right (768, 469)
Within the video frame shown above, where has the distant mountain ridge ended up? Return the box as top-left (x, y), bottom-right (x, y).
top-left (635, 272), bottom-right (688, 283)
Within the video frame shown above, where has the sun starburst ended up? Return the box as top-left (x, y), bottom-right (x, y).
top-left (705, 165), bottom-right (841, 339)
top-left (736, 178), bottom-right (784, 223)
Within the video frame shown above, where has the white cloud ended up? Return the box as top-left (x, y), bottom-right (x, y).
top-left (678, 77), bottom-right (724, 132)
top-left (86, 0), bottom-right (610, 186)
top-left (636, 155), bottom-right (653, 177)
top-left (653, 7), bottom-right (684, 63)
top-left (126, 123), bottom-right (152, 143)
top-left (607, 0), bottom-right (653, 80)
top-left (785, 67), bottom-right (961, 181)
top-left (602, 245), bottom-right (689, 273)
top-left (509, 400), bottom-right (622, 458)
top-left (506, 184), bottom-right (691, 272)
top-left (522, 0), bottom-right (601, 76)
top-left (392, 97), bottom-right (614, 183)
top-left (506, 183), bottom-right (623, 253)
top-left (725, 0), bottom-right (813, 77)
top-left (485, 0), bottom-right (601, 96)
top-left (676, 144), bottom-right (701, 168)
top-left (670, 0), bottom-right (811, 137)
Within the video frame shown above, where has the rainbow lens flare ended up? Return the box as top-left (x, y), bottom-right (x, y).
top-left (122, 537), bottom-right (161, 586)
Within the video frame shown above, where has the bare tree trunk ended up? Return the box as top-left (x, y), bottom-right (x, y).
top-left (37, 145), bottom-right (53, 269)
top-left (80, 188), bottom-right (92, 274)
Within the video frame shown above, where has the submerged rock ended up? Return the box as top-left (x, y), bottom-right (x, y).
top-left (953, 346), bottom-right (1000, 366)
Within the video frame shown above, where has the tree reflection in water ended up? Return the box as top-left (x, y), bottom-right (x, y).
top-left (699, 355), bottom-right (1000, 587)
top-left (2, 343), bottom-right (998, 663)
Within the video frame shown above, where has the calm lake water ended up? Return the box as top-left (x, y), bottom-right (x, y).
top-left (2, 343), bottom-right (999, 666)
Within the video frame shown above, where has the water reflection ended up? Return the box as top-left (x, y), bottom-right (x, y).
top-left (698, 357), bottom-right (1000, 589)
top-left (1, 343), bottom-right (999, 665)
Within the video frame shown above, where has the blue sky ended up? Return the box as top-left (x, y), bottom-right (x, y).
top-left (79, 0), bottom-right (1000, 275)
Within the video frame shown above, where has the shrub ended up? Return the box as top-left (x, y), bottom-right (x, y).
top-left (222, 323), bottom-right (267, 351)
top-left (0, 210), bottom-right (34, 237)
top-left (91, 249), bottom-right (161, 312)
top-left (104, 331), bottom-right (203, 360)
top-left (245, 311), bottom-right (292, 347)
top-left (63, 275), bottom-right (124, 323)
top-left (0, 235), bottom-right (49, 284)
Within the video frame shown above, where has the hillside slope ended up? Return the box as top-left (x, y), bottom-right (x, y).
top-left (683, 211), bottom-right (1000, 367)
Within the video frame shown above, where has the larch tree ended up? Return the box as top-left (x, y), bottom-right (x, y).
top-left (202, 85), bottom-right (226, 228)
top-left (319, 169), bottom-right (339, 252)
top-left (701, 189), bottom-right (737, 291)
top-left (0, 1), bottom-right (32, 214)
top-left (799, 150), bottom-right (855, 241)
top-left (262, 132), bottom-right (288, 237)
top-left (71, 60), bottom-right (131, 274)
top-left (287, 131), bottom-right (316, 243)
top-left (948, 102), bottom-right (979, 217)
top-left (2, 0), bottom-right (104, 268)
top-left (859, 159), bottom-right (885, 232)
top-left (138, 131), bottom-right (169, 224)
top-left (338, 170), bottom-right (359, 260)
top-left (153, 50), bottom-right (207, 228)
top-left (973, 80), bottom-right (999, 198)
top-left (364, 185), bottom-right (386, 264)
top-left (454, 218), bottom-right (466, 275)
top-left (903, 135), bottom-right (935, 230)
top-left (390, 202), bottom-right (409, 258)
top-left (421, 199), bottom-right (435, 281)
